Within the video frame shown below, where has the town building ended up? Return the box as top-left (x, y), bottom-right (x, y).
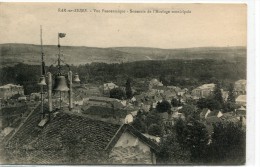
top-left (191, 83), bottom-right (215, 98)
top-left (3, 106), bottom-right (159, 164)
top-left (149, 79), bottom-right (163, 90)
top-left (236, 95), bottom-right (246, 107)
top-left (0, 84), bottom-right (24, 100)
top-left (234, 79), bottom-right (246, 95)
top-left (102, 82), bottom-right (118, 96)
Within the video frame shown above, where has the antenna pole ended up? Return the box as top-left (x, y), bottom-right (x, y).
top-left (58, 34), bottom-right (61, 75)
top-left (40, 25), bottom-right (44, 118)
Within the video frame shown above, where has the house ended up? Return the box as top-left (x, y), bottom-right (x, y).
top-left (74, 95), bottom-right (84, 106)
top-left (163, 90), bottom-right (177, 100)
top-left (149, 79), bottom-right (163, 90)
top-left (236, 95), bottom-right (246, 106)
top-left (166, 86), bottom-right (182, 92)
top-left (87, 96), bottom-right (125, 109)
top-left (124, 111), bottom-right (138, 124)
top-left (159, 112), bottom-right (174, 127)
top-left (4, 106), bottom-right (160, 164)
top-left (200, 109), bottom-right (223, 123)
top-left (18, 96), bottom-right (27, 102)
top-left (30, 92), bottom-right (41, 101)
top-left (103, 82), bottom-right (118, 95)
top-left (234, 79), bottom-right (246, 95)
top-left (0, 84), bottom-right (24, 100)
top-left (140, 103), bottom-right (151, 112)
top-left (236, 106), bottom-right (246, 116)
top-left (191, 83), bottom-right (215, 98)
top-left (151, 86), bottom-right (165, 94)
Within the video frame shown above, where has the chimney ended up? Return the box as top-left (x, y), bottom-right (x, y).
top-left (68, 71), bottom-right (73, 110)
top-left (47, 72), bottom-right (52, 114)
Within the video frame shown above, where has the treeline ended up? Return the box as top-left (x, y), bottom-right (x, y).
top-left (157, 119), bottom-right (246, 165)
top-left (0, 59), bottom-right (246, 94)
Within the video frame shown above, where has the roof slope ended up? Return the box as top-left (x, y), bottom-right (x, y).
top-left (4, 106), bottom-right (121, 164)
top-left (3, 106), bottom-right (159, 164)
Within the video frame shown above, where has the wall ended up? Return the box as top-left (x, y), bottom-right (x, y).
top-left (109, 131), bottom-right (155, 164)
top-left (0, 87), bottom-right (24, 99)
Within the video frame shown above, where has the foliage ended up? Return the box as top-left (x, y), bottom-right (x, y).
top-left (223, 83), bottom-right (236, 112)
top-left (223, 101), bottom-right (237, 112)
top-left (109, 87), bottom-right (125, 100)
top-left (179, 104), bottom-right (198, 119)
top-left (213, 81), bottom-right (224, 108)
top-left (132, 117), bottom-right (147, 133)
top-left (174, 118), bottom-right (210, 163)
top-left (156, 100), bottom-right (171, 113)
top-left (159, 74), bottom-right (169, 86)
top-left (125, 78), bottom-right (133, 99)
top-left (157, 133), bottom-right (191, 164)
top-left (227, 84), bottom-right (235, 102)
top-left (0, 58), bottom-right (246, 95)
top-left (171, 98), bottom-right (182, 107)
top-left (206, 98), bottom-right (222, 111)
top-left (197, 97), bottom-right (222, 111)
top-left (206, 122), bottom-right (246, 164)
top-left (148, 124), bottom-right (163, 137)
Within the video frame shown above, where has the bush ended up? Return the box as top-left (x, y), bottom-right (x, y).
top-left (148, 124), bottom-right (163, 136)
top-left (156, 100), bottom-right (171, 113)
top-left (109, 87), bottom-right (125, 100)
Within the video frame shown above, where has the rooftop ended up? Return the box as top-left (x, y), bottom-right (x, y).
top-left (197, 83), bottom-right (215, 90)
top-left (3, 104), bottom-right (159, 164)
top-left (0, 84), bottom-right (23, 89)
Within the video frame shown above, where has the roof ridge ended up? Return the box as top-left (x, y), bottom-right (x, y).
top-left (104, 124), bottom-right (126, 151)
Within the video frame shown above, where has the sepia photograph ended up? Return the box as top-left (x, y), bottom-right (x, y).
top-left (0, 2), bottom-right (248, 165)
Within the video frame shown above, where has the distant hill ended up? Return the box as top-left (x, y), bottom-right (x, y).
top-left (0, 43), bottom-right (246, 67)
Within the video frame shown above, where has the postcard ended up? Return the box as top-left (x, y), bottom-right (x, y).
top-left (0, 2), bottom-right (247, 165)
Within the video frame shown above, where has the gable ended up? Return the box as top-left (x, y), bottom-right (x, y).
top-left (114, 131), bottom-right (151, 152)
top-left (105, 124), bottom-right (160, 153)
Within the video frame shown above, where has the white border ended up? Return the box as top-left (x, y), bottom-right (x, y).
top-left (0, 0), bottom-right (257, 167)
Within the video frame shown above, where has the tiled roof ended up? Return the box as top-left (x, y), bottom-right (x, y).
top-left (195, 83), bottom-right (215, 90)
top-left (3, 105), bottom-right (159, 164)
top-left (235, 79), bottom-right (246, 84)
top-left (0, 84), bottom-right (23, 89)
top-left (105, 124), bottom-right (160, 153)
top-left (4, 106), bottom-right (120, 164)
top-left (236, 95), bottom-right (246, 103)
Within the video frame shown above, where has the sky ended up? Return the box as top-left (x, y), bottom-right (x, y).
top-left (0, 3), bottom-right (247, 49)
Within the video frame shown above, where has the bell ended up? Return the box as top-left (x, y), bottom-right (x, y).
top-left (73, 73), bottom-right (81, 83)
top-left (38, 75), bottom-right (47, 85)
top-left (53, 75), bottom-right (69, 92)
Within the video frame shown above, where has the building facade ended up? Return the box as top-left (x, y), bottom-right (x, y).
top-left (0, 84), bottom-right (24, 99)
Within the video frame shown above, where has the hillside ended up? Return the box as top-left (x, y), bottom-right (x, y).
top-left (0, 43), bottom-right (246, 67)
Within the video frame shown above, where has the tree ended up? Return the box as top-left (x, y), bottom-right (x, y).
top-left (174, 118), bottom-right (210, 163)
top-left (132, 117), bottom-right (147, 133)
top-left (156, 100), bottom-right (171, 113)
top-left (148, 124), bottom-right (163, 136)
top-left (109, 87), bottom-right (125, 100)
top-left (159, 74), bottom-right (168, 86)
top-left (125, 78), bottom-right (133, 99)
top-left (196, 98), bottom-right (208, 110)
top-left (227, 83), bottom-right (236, 103)
top-left (213, 81), bottom-right (224, 108)
top-left (179, 104), bottom-right (198, 119)
top-left (224, 83), bottom-right (236, 112)
top-left (145, 111), bottom-right (164, 128)
top-left (157, 133), bottom-right (191, 164)
top-left (207, 122), bottom-right (246, 164)
top-left (171, 98), bottom-right (182, 107)
top-left (206, 98), bottom-right (222, 111)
